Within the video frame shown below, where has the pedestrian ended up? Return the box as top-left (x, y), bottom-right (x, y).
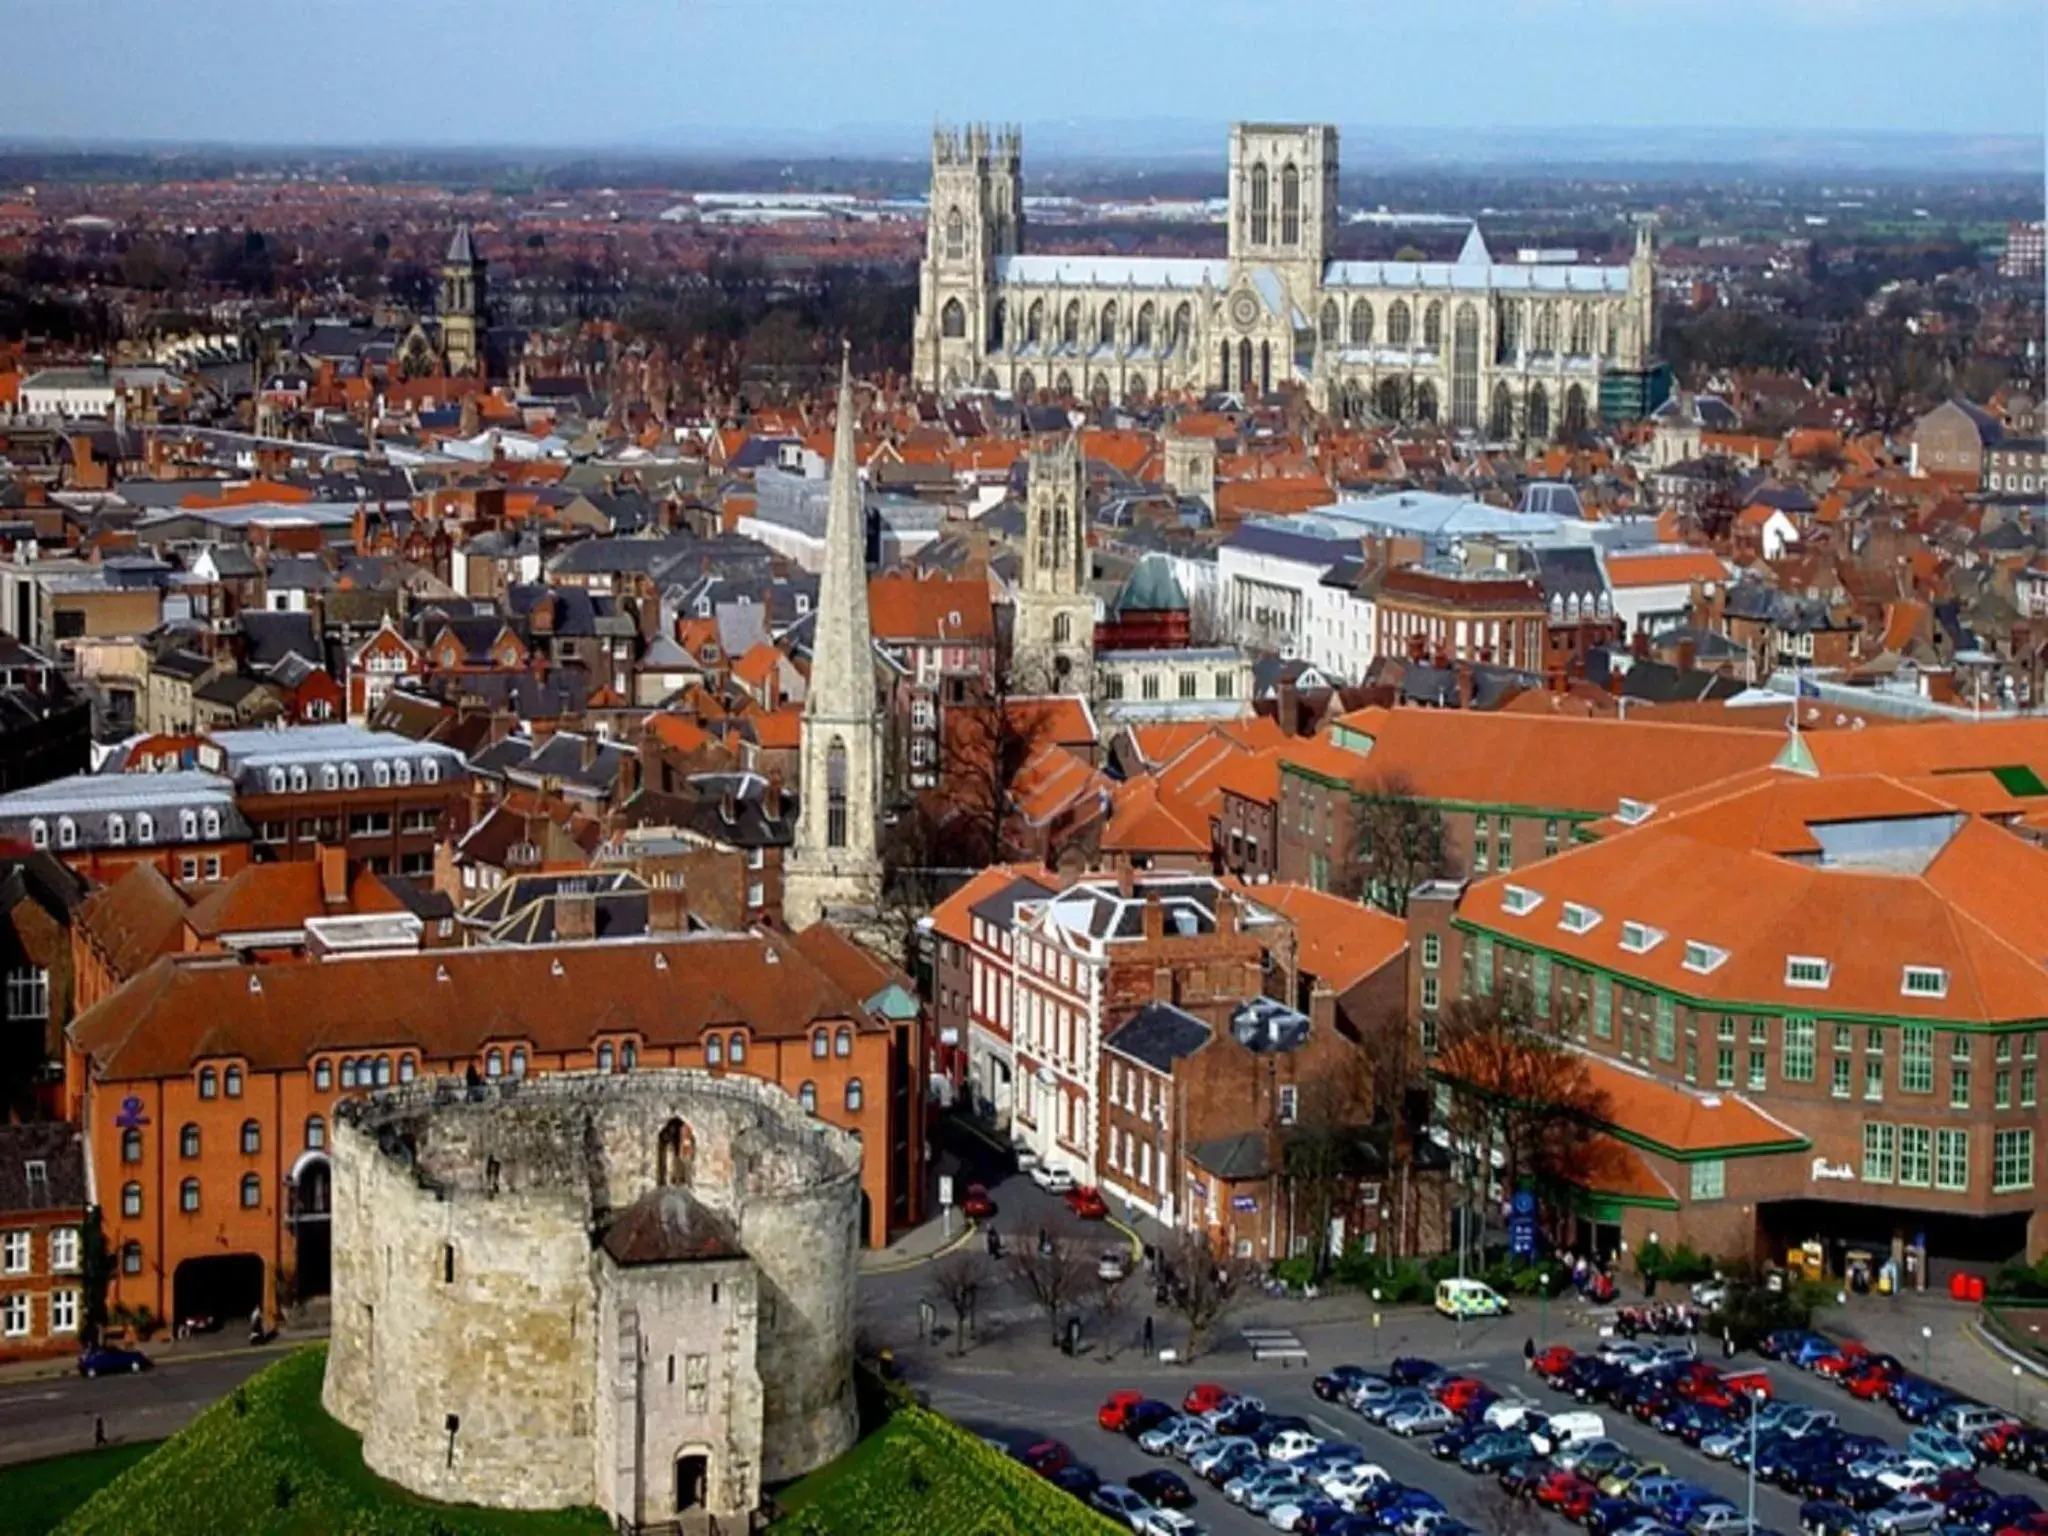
top-left (1143, 1315), bottom-right (1155, 1354)
top-left (1722, 1328), bottom-right (1735, 1359)
top-left (93, 1415), bottom-right (106, 1448)
top-left (1523, 1337), bottom-right (1536, 1370)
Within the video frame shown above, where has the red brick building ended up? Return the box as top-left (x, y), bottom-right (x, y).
top-left (0, 1123), bottom-right (89, 1361)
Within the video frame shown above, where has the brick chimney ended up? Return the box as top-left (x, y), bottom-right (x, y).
top-left (1276, 678), bottom-right (1299, 737)
top-left (556, 889), bottom-right (597, 943)
top-left (1141, 890), bottom-right (1165, 943)
top-left (1676, 637), bottom-right (1697, 674)
top-left (317, 844), bottom-right (349, 908)
top-left (763, 772), bottom-right (783, 822)
top-left (647, 884), bottom-right (689, 937)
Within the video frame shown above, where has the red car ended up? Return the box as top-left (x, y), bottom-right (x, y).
top-left (1845, 1364), bottom-right (1895, 1400)
top-left (1182, 1382), bottom-right (1230, 1415)
top-left (1536, 1470), bottom-right (1596, 1516)
top-left (960, 1183), bottom-right (997, 1219)
top-left (1812, 1342), bottom-right (1869, 1380)
top-left (1434, 1375), bottom-right (1488, 1412)
top-left (1021, 1439), bottom-right (1070, 1475)
top-left (1928, 1471), bottom-right (1982, 1505)
top-left (1065, 1185), bottom-right (1109, 1220)
top-left (1720, 1369), bottom-right (1772, 1401)
top-left (1533, 1345), bottom-right (1576, 1380)
top-left (1099, 1391), bottom-right (1146, 1431)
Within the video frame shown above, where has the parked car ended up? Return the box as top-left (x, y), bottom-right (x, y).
top-left (1053, 1464), bottom-right (1104, 1498)
top-left (1589, 1498), bottom-right (1657, 1536)
top-left (1191, 1437), bottom-right (1258, 1478)
top-left (1244, 1474), bottom-right (1315, 1516)
top-left (1802, 1501), bottom-right (1872, 1536)
top-left (960, 1182), bottom-right (997, 1219)
top-left (1893, 1380), bottom-right (1958, 1424)
top-left (1365, 1389), bottom-right (1435, 1426)
top-left (1022, 1439), bottom-right (1072, 1475)
top-left (1461, 1432), bottom-right (1539, 1473)
top-left (1066, 1185), bottom-right (1110, 1220)
top-left (1535, 1345), bottom-right (1578, 1380)
top-left (1269, 1430), bottom-right (1327, 1464)
top-left (1134, 1510), bottom-right (1206, 1536)
top-left (77, 1345), bottom-right (150, 1377)
top-left (1869, 1499), bottom-right (1946, 1536)
top-left (1387, 1358), bottom-right (1445, 1387)
top-left (1140, 1415), bottom-right (1206, 1457)
top-left (1102, 1391), bottom-right (1149, 1431)
top-left (1095, 1483), bottom-right (1158, 1528)
top-left (1320, 1464), bottom-right (1390, 1506)
top-left (1431, 1424), bottom-right (1488, 1463)
top-left (1131, 1468), bottom-right (1197, 1509)
top-left (1124, 1401), bottom-right (1179, 1440)
top-left (1201, 1445), bottom-right (1264, 1488)
top-left (1434, 1377), bottom-right (1490, 1413)
top-left (1184, 1382), bottom-right (1233, 1416)
top-left (1688, 1506), bottom-right (1750, 1536)
top-left (1030, 1164), bottom-right (1077, 1194)
top-left (1388, 1402), bottom-right (1456, 1437)
top-left (1935, 1405), bottom-right (2014, 1444)
top-left (1316, 1366), bottom-right (1374, 1403)
top-left (1346, 1377), bottom-right (1399, 1414)
top-left (1907, 1430), bottom-right (1978, 1472)
top-left (1876, 1463), bottom-right (1945, 1497)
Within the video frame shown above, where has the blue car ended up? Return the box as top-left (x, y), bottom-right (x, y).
top-left (77, 1345), bottom-right (150, 1376)
top-left (1665, 1486), bottom-right (1731, 1522)
top-left (1791, 1336), bottom-right (1846, 1369)
top-left (1891, 1379), bottom-right (1956, 1423)
top-left (1905, 1429), bottom-right (1975, 1471)
top-left (1387, 1357), bottom-right (1444, 1387)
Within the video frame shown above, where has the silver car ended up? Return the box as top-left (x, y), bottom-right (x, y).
top-left (1192, 1436), bottom-right (1257, 1477)
top-left (1139, 1415), bottom-right (1203, 1456)
top-left (1868, 1499), bottom-right (1944, 1536)
top-left (1387, 1401), bottom-right (1455, 1436)
top-left (1093, 1485), bottom-right (1154, 1529)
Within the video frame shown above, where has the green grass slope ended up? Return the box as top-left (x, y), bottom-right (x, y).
top-left (57, 1346), bottom-right (606, 1536)
top-left (0, 1441), bottom-right (160, 1536)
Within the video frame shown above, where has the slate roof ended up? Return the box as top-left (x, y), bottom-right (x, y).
top-left (1186, 1131), bottom-right (1268, 1181)
top-left (0, 1123), bottom-right (87, 1217)
top-left (469, 731), bottom-right (629, 797)
top-left (1103, 1001), bottom-right (1213, 1072)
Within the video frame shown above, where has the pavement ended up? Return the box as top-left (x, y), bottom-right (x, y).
top-left (1826, 1289), bottom-right (2048, 1422)
top-left (0, 1344), bottom-right (288, 1466)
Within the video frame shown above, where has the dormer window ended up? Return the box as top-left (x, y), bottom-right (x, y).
top-left (1616, 798), bottom-right (1655, 826)
top-left (56, 818), bottom-right (75, 849)
top-left (1559, 902), bottom-right (1600, 935)
top-left (1901, 966), bottom-right (1948, 999)
top-left (202, 808), bottom-right (221, 838)
top-left (135, 812), bottom-right (154, 843)
top-left (1683, 940), bottom-right (1729, 975)
top-left (106, 814), bottom-right (126, 846)
top-left (290, 766), bottom-right (309, 793)
top-left (1500, 884), bottom-right (1542, 917)
top-left (180, 809), bottom-right (197, 839)
top-left (393, 759), bottom-right (412, 786)
top-left (373, 760), bottom-right (390, 787)
top-left (1786, 955), bottom-right (1832, 990)
top-left (321, 765), bottom-right (339, 790)
top-left (422, 759), bottom-right (440, 784)
top-left (1620, 921), bottom-right (1664, 955)
top-left (28, 820), bottom-right (46, 850)
top-left (341, 762), bottom-right (359, 789)
top-left (267, 767), bottom-right (286, 793)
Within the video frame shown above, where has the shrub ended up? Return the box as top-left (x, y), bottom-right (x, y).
top-left (1992, 1257), bottom-right (2048, 1300)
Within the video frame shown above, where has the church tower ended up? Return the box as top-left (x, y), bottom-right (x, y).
top-left (784, 348), bottom-right (883, 930)
top-left (1012, 436), bottom-right (1094, 695)
top-left (913, 124), bottom-right (1023, 395)
top-left (440, 224), bottom-right (486, 377)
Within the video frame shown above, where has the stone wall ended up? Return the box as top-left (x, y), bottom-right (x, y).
top-left (323, 1071), bottom-right (861, 1520)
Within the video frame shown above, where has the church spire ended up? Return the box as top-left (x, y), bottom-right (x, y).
top-left (784, 344), bottom-right (883, 929)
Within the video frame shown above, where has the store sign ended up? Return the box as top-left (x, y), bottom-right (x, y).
top-left (1810, 1157), bottom-right (1855, 1182)
top-left (1231, 1194), bottom-right (1259, 1213)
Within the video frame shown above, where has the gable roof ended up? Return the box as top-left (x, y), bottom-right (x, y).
top-left (1252, 882), bottom-right (1407, 992)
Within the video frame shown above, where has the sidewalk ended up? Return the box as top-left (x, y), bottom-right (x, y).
top-left (860, 1211), bottom-right (979, 1276)
top-left (0, 1325), bottom-right (310, 1388)
top-left (1824, 1290), bottom-right (2048, 1422)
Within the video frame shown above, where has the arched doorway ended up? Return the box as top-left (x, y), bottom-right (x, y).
top-left (674, 1450), bottom-right (710, 1514)
top-left (291, 1152), bottom-right (332, 1299)
top-left (173, 1254), bottom-right (265, 1330)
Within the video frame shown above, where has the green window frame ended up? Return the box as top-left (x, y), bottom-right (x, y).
top-left (1472, 814), bottom-right (1490, 873)
top-left (1900, 1026), bottom-right (1933, 1094)
top-left (1474, 934), bottom-right (1494, 997)
top-left (1690, 1159), bottom-right (1725, 1201)
top-left (1749, 1048), bottom-right (1767, 1091)
top-left (1421, 975), bottom-right (1440, 1012)
top-left (1498, 825), bottom-right (1514, 872)
top-left (1592, 979), bottom-right (1611, 1039)
top-left (1531, 952), bottom-right (1551, 1019)
top-left (1655, 996), bottom-right (1676, 1061)
top-left (1782, 1017), bottom-right (1815, 1083)
top-left (1862, 1121), bottom-right (1895, 1183)
top-left (2023, 1066), bottom-right (2037, 1108)
top-left (1716, 1045), bottom-right (1735, 1088)
top-left (1996, 1070), bottom-right (2012, 1110)
top-left (1544, 819), bottom-right (1560, 858)
top-left (1832, 1021), bottom-right (1852, 1053)
top-left (1935, 1129), bottom-right (1968, 1192)
top-left (1419, 1014), bottom-right (1438, 1056)
top-left (1684, 1040), bottom-right (1698, 1083)
top-left (1898, 1125), bottom-right (1931, 1187)
top-left (1993, 1128), bottom-right (2034, 1192)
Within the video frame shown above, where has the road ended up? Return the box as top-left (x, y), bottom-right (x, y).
top-left (0, 1347), bottom-right (284, 1466)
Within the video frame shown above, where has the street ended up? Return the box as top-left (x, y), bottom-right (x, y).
top-left (0, 1347), bottom-right (284, 1466)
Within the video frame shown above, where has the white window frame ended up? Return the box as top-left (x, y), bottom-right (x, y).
top-left (48, 1226), bottom-right (78, 1273)
top-left (1786, 955), bottom-right (1832, 990)
top-left (1559, 902), bottom-right (1601, 935)
top-left (1901, 966), bottom-right (1948, 999)
top-left (1, 1231), bottom-right (28, 1274)
top-left (48, 1287), bottom-right (78, 1334)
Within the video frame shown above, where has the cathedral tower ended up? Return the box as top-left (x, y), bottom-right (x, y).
top-left (440, 224), bottom-right (486, 377)
top-left (784, 349), bottom-right (882, 929)
top-left (913, 124), bottom-right (1023, 395)
top-left (1012, 436), bottom-right (1094, 695)
top-left (1227, 124), bottom-right (1338, 281)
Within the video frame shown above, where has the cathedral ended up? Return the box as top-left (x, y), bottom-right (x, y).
top-left (913, 123), bottom-right (1664, 436)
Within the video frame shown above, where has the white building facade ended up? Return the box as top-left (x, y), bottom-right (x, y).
top-left (914, 122), bottom-right (1659, 435)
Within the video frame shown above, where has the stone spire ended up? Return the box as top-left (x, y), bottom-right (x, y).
top-left (784, 345), bottom-right (882, 929)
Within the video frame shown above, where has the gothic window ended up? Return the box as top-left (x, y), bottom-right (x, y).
top-left (1053, 613), bottom-right (1071, 644)
top-left (1219, 340), bottom-right (1232, 390)
top-left (1237, 339), bottom-right (1254, 396)
top-left (1497, 300), bottom-right (1520, 362)
top-left (1377, 377), bottom-right (1406, 422)
top-left (1053, 370), bottom-right (1072, 397)
top-left (1534, 303), bottom-right (1558, 354)
top-left (1527, 383), bottom-right (1551, 440)
top-left (940, 298), bottom-right (966, 339)
top-left (1171, 303), bottom-right (1191, 350)
top-left (1127, 373), bottom-right (1147, 404)
top-left (1604, 305), bottom-right (1620, 358)
top-left (1415, 382), bottom-right (1439, 424)
top-left (1569, 303), bottom-right (1590, 355)
top-left (990, 299), bottom-right (1006, 349)
top-left (1259, 340), bottom-right (1271, 396)
top-left (1319, 300), bottom-right (1339, 346)
top-left (1387, 300), bottom-right (1413, 346)
top-left (826, 738), bottom-right (848, 849)
top-left (1135, 302), bottom-right (1154, 348)
top-left (1061, 300), bottom-right (1080, 346)
top-left (1564, 383), bottom-right (1589, 436)
top-left (1349, 299), bottom-right (1373, 345)
top-left (1089, 372), bottom-right (1110, 404)
top-left (1097, 302), bottom-right (1117, 349)
top-left (1016, 368), bottom-right (1036, 399)
top-left (1451, 302), bottom-right (1480, 430)
top-left (1489, 382), bottom-right (1515, 439)
top-left (943, 207), bottom-right (964, 261)
top-left (1249, 162), bottom-right (1269, 245)
top-left (1280, 163), bottom-right (1300, 246)
top-left (1423, 300), bottom-right (1443, 349)
top-left (1025, 300), bottom-right (1043, 344)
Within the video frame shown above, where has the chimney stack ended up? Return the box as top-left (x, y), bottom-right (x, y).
top-left (317, 844), bottom-right (348, 908)
top-left (556, 889), bottom-right (597, 943)
top-left (763, 772), bottom-right (783, 822)
top-left (647, 884), bottom-right (689, 937)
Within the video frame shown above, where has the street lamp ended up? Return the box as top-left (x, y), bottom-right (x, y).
top-left (1539, 1271), bottom-right (1551, 1344)
top-left (1921, 1323), bottom-right (1933, 1379)
top-left (1745, 1386), bottom-right (1764, 1536)
top-left (1372, 1287), bottom-right (1383, 1360)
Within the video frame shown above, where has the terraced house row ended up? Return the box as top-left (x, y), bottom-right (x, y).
top-left (1409, 733), bottom-right (2048, 1278)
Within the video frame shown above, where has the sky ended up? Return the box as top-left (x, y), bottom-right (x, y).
top-left (3, 0), bottom-right (2043, 150)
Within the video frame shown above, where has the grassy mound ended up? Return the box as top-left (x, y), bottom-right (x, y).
top-left (58, 1346), bottom-right (606, 1536)
top-left (774, 1394), bottom-right (1120, 1536)
top-left (0, 1441), bottom-right (160, 1536)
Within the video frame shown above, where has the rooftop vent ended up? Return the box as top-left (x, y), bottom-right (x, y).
top-left (551, 958), bottom-right (566, 978)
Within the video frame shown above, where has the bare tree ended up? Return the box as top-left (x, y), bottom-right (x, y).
top-left (1346, 773), bottom-right (1455, 917)
top-left (1157, 1228), bottom-right (1251, 1359)
top-left (1092, 1258), bottom-right (1134, 1360)
top-left (925, 1249), bottom-right (991, 1356)
top-left (1356, 1006), bottom-right (1426, 1258)
top-left (1280, 1048), bottom-right (1377, 1281)
top-left (1006, 1222), bottom-right (1092, 1349)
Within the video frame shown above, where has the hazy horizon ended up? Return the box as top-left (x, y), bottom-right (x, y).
top-left (3, 0), bottom-right (2043, 153)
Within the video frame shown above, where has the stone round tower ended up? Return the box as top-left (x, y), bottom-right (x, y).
top-left (322, 1071), bottom-right (861, 1525)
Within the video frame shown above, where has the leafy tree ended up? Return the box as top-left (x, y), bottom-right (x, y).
top-left (1346, 773), bottom-right (1454, 917)
top-left (80, 1207), bottom-right (112, 1345)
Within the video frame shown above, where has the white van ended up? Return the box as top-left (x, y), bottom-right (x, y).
top-left (1538, 1411), bottom-right (1607, 1450)
top-left (1434, 1277), bottom-right (1510, 1319)
top-left (1483, 1399), bottom-right (1543, 1431)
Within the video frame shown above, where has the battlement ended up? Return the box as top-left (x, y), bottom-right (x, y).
top-left (932, 122), bottom-right (1022, 168)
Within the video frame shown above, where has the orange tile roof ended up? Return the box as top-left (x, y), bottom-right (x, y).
top-left (1012, 743), bottom-right (1112, 828)
top-left (867, 571), bottom-right (995, 642)
top-left (1466, 771), bottom-right (2048, 1026)
top-left (747, 707), bottom-right (803, 751)
top-left (1252, 882), bottom-right (1406, 991)
top-left (1576, 1055), bottom-right (1809, 1156)
top-left (928, 864), bottom-right (1058, 945)
top-left (183, 860), bottom-right (406, 939)
top-left (76, 863), bottom-right (189, 983)
top-left (647, 715), bottom-right (712, 755)
top-left (1603, 547), bottom-right (1730, 589)
top-left (1100, 777), bottom-right (1209, 855)
top-left (1007, 695), bottom-right (1099, 751)
top-left (730, 643), bottom-right (783, 688)
top-left (1558, 1134), bottom-right (1679, 1206)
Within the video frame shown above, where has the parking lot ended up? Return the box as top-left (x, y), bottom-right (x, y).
top-left (892, 1297), bottom-right (2047, 1536)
